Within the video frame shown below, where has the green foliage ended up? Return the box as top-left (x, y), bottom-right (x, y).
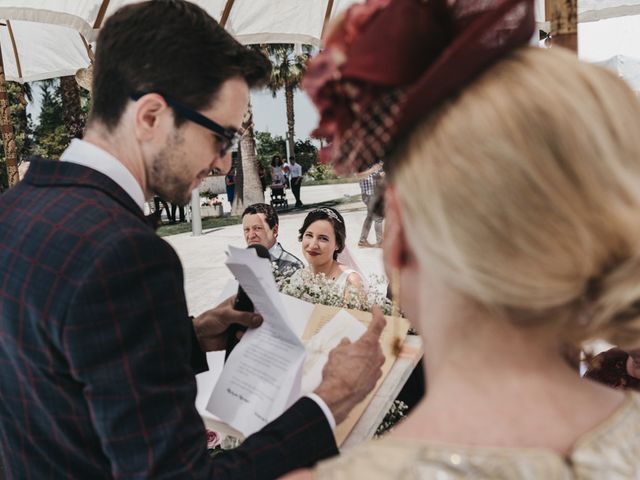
top-left (255, 131), bottom-right (319, 176)
top-left (0, 78), bottom-right (90, 191)
top-left (306, 163), bottom-right (337, 181)
top-left (30, 80), bottom-right (69, 160)
top-left (265, 44), bottom-right (313, 96)
top-left (255, 130), bottom-right (285, 184)
top-left (375, 400), bottom-right (409, 437)
top-left (293, 138), bottom-right (317, 172)
top-left (255, 131), bottom-right (286, 161)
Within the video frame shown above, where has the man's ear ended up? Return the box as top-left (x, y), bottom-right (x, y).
top-left (272, 223), bottom-right (279, 239)
top-left (133, 93), bottom-right (171, 142)
top-left (383, 185), bottom-right (412, 275)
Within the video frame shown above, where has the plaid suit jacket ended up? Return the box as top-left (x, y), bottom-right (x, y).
top-left (0, 159), bottom-right (337, 479)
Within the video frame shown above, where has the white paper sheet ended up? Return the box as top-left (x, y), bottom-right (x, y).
top-left (206, 246), bottom-right (306, 436)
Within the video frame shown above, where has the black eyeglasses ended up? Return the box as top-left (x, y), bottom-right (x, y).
top-left (129, 91), bottom-right (242, 157)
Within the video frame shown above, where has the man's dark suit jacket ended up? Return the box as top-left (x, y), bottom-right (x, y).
top-left (0, 159), bottom-right (337, 479)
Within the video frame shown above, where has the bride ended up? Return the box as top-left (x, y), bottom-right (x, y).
top-left (293, 207), bottom-right (364, 298)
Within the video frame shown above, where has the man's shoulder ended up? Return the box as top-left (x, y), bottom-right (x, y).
top-left (279, 245), bottom-right (303, 264)
top-left (274, 243), bottom-right (304, 274)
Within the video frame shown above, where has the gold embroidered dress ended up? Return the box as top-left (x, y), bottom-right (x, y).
top-left (316, 393), bottom-right (640, 479)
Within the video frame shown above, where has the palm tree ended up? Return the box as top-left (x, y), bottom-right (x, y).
top-left (549, 0), bottom-right (577, 51)
top-left (0, 53), bottom-right (18, 188)
top-left (265, 44), bottom-right (312, 160)
top-left (232, 104), bottom-right (264, 215)
top-left (59, 75), bottom-right (84, 139)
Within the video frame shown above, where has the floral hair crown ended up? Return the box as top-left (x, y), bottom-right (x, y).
top-left (302, 0), bottom-right (535, 174)
top-left (311, 207), bottom-right (344, 224)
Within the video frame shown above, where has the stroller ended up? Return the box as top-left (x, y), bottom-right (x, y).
top-left (270, 182), bottom-right (288, 210)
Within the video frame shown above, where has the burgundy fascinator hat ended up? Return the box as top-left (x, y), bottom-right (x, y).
top-left (302, 0), bottom-right (536, 174)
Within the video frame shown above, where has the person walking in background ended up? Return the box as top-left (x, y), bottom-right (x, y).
top-left (225, 166), bottom-right (236, 206)
top-left (357, 162), bottom-right (383, 248)
top-left (170, 202), bottom-right (186, 223)
top-left (153, 194), bottom-right (170, 224)
top-left (289, 155), bottom-right (303, 208)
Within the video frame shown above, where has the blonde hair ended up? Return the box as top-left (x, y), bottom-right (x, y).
top-left (393, 46), bottom-right (640, 348)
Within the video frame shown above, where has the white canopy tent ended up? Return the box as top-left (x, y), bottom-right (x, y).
top-left (580, 0), bottom-right (640, 23)
top-left (0, 0), bottom-right (364, 83)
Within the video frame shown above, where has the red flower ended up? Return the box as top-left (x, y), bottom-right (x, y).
top-left (206, 429), bottom-right (220, 449)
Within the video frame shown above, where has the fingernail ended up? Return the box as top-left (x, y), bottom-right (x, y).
top-left (252, 315), bottom-right (262, 326)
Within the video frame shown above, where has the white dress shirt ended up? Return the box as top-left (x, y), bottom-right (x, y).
top-left (289, 163), bottom-right (302, 178)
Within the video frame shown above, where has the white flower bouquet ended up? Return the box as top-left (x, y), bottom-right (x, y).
top-left (275, 268), bottom-right (394, 315)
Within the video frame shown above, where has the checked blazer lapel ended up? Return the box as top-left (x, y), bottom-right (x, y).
top-left (24, 157), bottom-right (153, 229)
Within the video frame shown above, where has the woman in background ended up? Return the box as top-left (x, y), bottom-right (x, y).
top-left (270, 155), bottom-right (285, 187)
top-left (225, 167), bottom-right (235, 206)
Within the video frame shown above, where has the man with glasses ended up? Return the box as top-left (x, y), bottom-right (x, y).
top-left (0, 1), bottom-right (385, 479)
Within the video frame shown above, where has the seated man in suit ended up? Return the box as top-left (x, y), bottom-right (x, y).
top-left (242, 203), bottom-right (304, 277)
top-left (0, 2), bottom-right (385, 479)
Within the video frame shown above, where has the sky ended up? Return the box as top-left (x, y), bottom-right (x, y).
top-left (25, 14), bottom-right (640, 136)
top-left (251, 88), bottom-right (319, 143)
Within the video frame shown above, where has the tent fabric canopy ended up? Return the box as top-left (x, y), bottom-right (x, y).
top-left (580, 0), bottom-right (640, 23)
top-left (0, 0), bottom-right (363, 83)
top-left (2, 0), bottom-right (640, 83)
top-left (0, 20), bottom-right (92, 82)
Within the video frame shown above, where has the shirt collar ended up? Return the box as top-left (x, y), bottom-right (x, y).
top-left (60, 139), bottom-right (146, 211)
top-left (269, 242), bottom-right (283, 258)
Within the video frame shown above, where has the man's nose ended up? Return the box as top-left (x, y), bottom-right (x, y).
top-left (212, 152), bottom-right (232, 175)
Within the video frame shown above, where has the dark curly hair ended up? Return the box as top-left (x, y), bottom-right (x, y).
top-left (298, 208), bottom-right (346, 260)
top-left (242, 203), bottom-right (278, 229)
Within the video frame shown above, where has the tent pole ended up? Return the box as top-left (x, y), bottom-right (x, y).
top-left (220, 0), bottom-right (236, 27)
top-left (321, 0), bottom-right (335, 40)
top-left (93, 0), bottom-right (111, 29)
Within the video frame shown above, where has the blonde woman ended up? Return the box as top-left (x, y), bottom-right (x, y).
top-left (285, 0), bottom-right (640, 478)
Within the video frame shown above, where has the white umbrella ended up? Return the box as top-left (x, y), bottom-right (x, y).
top-left (0, 0), bottom-right (365, 83)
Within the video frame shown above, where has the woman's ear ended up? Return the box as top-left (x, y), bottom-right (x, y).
top-left (383, 185), bottom-right (412, 276)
